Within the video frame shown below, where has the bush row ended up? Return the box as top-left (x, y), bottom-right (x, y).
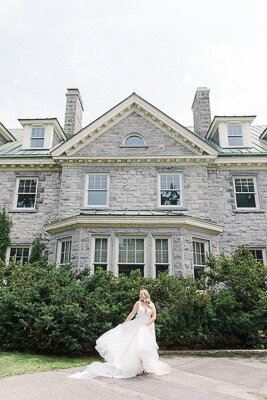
top-left (0, 245), bottom-right (266, 354)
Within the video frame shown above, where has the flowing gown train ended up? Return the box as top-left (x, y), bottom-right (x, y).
top-left (69, 300), bottom-right (171, 379)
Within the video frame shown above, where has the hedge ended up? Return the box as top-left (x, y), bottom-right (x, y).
top-left (0, 245), bottom-right (266, 354)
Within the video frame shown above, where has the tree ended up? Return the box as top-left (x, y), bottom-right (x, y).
top-left (0, 208), bottom-right (11, 261)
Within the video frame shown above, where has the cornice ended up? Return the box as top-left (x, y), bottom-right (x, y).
top-left (54, 155), bottom-right (217, 167)
top-left (45, 215), bottom-right (224, 235)
top-left (0, 158), bottom-right (59, 171)
top-left (51, 95), bottom-right (218, 157)
top-left (209, 155), bottom-right (267, 170)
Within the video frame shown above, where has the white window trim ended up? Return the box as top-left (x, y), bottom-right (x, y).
top-left (56, 237), bottom-right (72, 265)
top-left (219, 122), bottom-right (252, 149)
top-left (192, 237), bottom-right (210, 278)
top-left (158, 172), bottom-right (183, 208)
top-left (84, 173), bottom-right (109, 208)
top-left (90, 235), bottom-right (110, 274)
top-left (115, 235), bottom-right (147, 277)
top-left (13, 177), bottom-right (38, 210)
top-left (233, 176), bottom-right (260, 211)
top-left (6, 245), bottom-right (31, 264)
top-left (30, 126), bottom-right (45, 149)
top-left (227, 124), bottom-right (243, 147)
top-left (152, 236), bottom-right (172, 279)
top-left (122, 133), bottom-right (146, 147)
top-left (249, 247), bottom-right (267, 265)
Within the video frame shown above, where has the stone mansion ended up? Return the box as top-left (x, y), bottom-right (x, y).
top-left (0, 88), bottom-right (266, 278)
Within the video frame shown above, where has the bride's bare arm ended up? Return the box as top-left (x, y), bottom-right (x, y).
top-left (122, 301), bottom-right (139, 324)
top-left (145, 303), bottom-right (156, 326)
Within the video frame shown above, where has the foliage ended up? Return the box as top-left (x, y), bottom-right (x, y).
top-left (29, 235), bottom-right (47, 264)
top-left (0, 208), bottom-right (11, 261)
top-left (0, 245), bottom-right (266, 355)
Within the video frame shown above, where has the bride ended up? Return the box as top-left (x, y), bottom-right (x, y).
top-left (69, 289), bottom-right (171, 379)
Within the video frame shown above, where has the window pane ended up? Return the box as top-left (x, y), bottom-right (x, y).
top-left (236, 193), bottom-right (256, 208)
top-left (160, 190), bottom-right (180, 205)
top-left (118, 265), bottom-right (144, 277)
top-left (156, 265), bottom-right (168, 278)
top-left (31, 138), bottom-right (44, 148)
top-left (125, 136), bottom-right (144, 146)
top-left (228, 136), bottom-right (243, 146)
top-left (87, 191), bottom-right (107, 205)
top-left (17, 194), bottom-right (36, 208)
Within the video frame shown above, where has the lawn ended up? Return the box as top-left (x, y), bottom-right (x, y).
top-left (0, 352), bottom-right (100, 378)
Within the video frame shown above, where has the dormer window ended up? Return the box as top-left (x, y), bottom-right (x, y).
top-left (206, 116), bottom-right (255, 149)
top-left (227, 125), bottom-right (243, 147)
top-left (124, 135), bottom-right (145, 146)
top-left (31, 127), bottom-right (45, 148)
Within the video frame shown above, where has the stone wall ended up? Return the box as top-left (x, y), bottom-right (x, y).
top-left (0, 170), bottom-right (61, 245)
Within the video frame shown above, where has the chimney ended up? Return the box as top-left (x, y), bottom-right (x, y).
top-left (64, 88), bottom-right (84, 139)
top-left (191, 87), bottom-right (211, 138)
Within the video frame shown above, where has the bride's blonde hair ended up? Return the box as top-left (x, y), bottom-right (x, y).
top-left (140, 289), bottom-right (152, 308)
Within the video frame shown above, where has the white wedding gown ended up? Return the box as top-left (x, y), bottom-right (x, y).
top-left (69, 300), bottom-right (171, 379)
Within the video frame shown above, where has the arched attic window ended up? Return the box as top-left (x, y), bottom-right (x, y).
top-left (124, 134), bottom-right (145, 146)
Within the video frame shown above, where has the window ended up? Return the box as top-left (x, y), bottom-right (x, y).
top-left (249, 248), bottom-right (266, 264)
top-left (86, 174), bottom-right (108, 206)
top-left (8, 247), bottom-right (30, 264)
top-left (93, 238), bottom-right (108, 272)
top-left (57, 238), bottom-right (72, 265)
top-left (118, 238), bottom-right (144, 276)
top-left (159, 173), bottom-right (181, 206)
top-left (15, 178), bottom-right (38, 209)
top-left (31, 127), bottom-right (45, 148)
top-left (155, 238), bottom-right (169, 277)
top-left (227, 125), bottom-right (243, 146)
top-left (193, 240), bottom-right (208, 279)
top-left (234, 177), bottom-right (259, 209)
top-left (124, 135), bottom-right (145, 146)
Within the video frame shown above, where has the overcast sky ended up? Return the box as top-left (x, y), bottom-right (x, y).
top-left (1, 0), bottom-right (267, 130)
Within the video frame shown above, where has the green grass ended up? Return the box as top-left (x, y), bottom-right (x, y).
top-left (0, 352), bottom-right (100, 378)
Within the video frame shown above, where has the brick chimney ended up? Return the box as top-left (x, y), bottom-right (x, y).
top-left (191, 87), bottom-right (211, 138)
top-left (64, 88), bottom-right (84, 139)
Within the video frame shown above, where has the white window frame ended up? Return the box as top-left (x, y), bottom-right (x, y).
top-left (56, 237), bottom-right (72, 265)
top-left (6, 245), bottom-right (31, 264)
top-left (123, 133), bottom-right (146, 146)
top-left (152, 236), bottom-right (172, 278)
top-left (158, 172), bottom-right (183, 208)
top-left (115, 236), bottom-right (147, 277)
top-left (227, 124), bottom-right (243, 147)
top-left (30, 126), bottom-right (45, 149)
top-left (84, 173), bottom-right (109, 208)
top-left (192, 238), bottom-right (209, 279)
top-left (13, 177), bottom-right (38, 210)
top-left (90, 235), bottom-right (110, 274)
top-left (249, 248), bottom-right (266, 265)
top-left (233, 176), bottom-right (260, 211)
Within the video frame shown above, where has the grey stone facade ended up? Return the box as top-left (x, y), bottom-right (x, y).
top-left (0, 89), bottom-right (266, 278)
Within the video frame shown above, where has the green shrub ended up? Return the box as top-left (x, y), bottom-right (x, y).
top-left (0, 244), bottom-right (265, 354)
top-left (0, 209), bottom-right (11, 261)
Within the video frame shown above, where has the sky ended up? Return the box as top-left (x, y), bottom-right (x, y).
top-left (0, 0), bottom-right (267, 130)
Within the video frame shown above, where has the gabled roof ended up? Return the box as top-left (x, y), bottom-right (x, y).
top-left (52, 93), bottom-right (218, 157)
top-left (206, 116), bottom-right (256, 140)
top-left (18, 118), bottom-right (67, 141)
top-left (0, 122), bottom-right (16, 142)
top-left (206, 125), bottom-right (267, 156)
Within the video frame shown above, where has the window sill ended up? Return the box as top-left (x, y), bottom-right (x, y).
top-left (9, 209), bottom-right (38, 213)
top-left (81, 206), bottom-right (109, 210)
top-left (233, 209), bottom-right (264, 214)
top-left (119, 145), bottom-right (149, 149)
top-left (157, 207), bottom-right (188, 211)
